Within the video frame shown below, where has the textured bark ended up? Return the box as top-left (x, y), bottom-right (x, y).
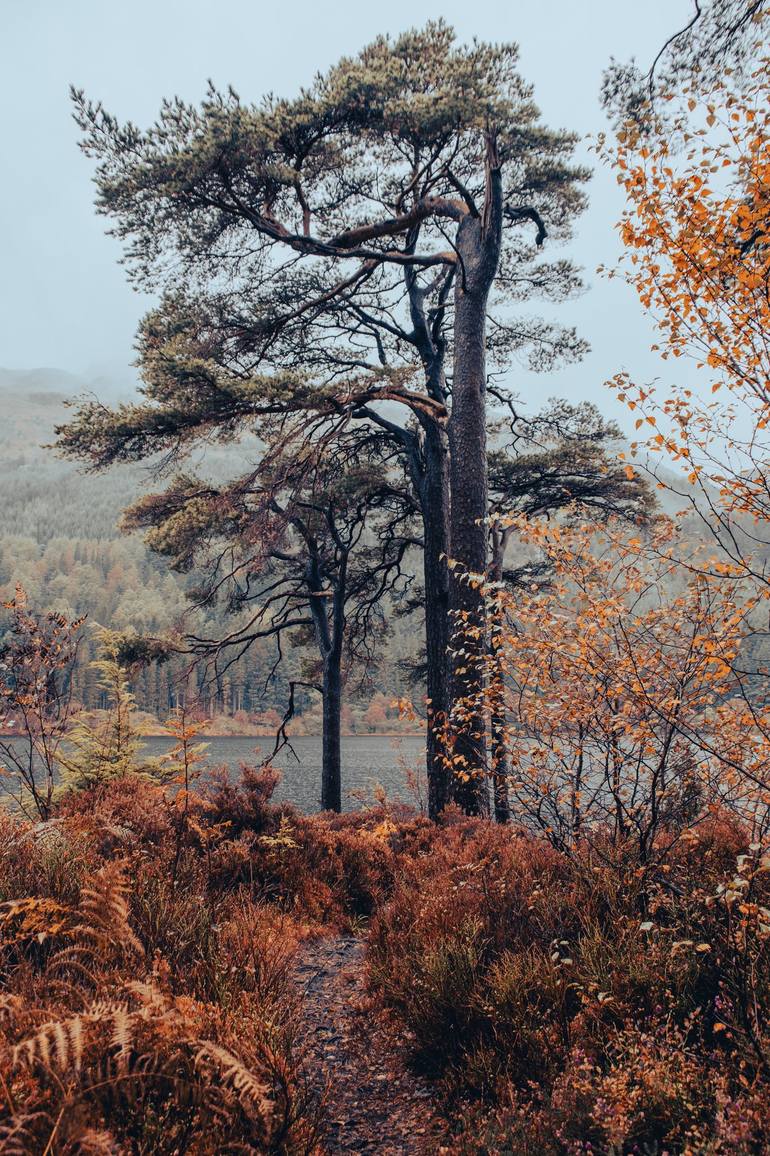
top-left (403, 259), bottom-right (454, 821)
top-left (307, 553), bottom-right (346, 814)
top-left (447, 151), bottom-right (503, 816)
top-left (448, 261), bottom-right (491, 815)
top-left (321, 650), bottom-right (342, 812)
top-left (489, 534), bottom-right (510, 824)
top-left (491, 707), bottom-right (510, 823)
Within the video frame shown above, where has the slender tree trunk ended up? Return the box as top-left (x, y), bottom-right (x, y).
top-left (448, 244), bottom-right (490, 815)
top-left (447, 149), bottom-right (503, 816)
top-left (321, 648), bottom-right (342, 812)
top-left (491, 712), bottom-right (510, 822)
top-left (421, 423), bottom-right (451, 820)
top-left (489, 533), bottom-right (510, 824)
top-left (306, 546), bottom-right (346, 814)
top-left (403, 260), bottom-right (453, 821)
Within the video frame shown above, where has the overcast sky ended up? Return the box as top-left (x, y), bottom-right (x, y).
top-left (0, 0), bottom-right (695, 421)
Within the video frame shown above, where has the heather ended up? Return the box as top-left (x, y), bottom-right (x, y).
top-left (368, 817), bottom-right (770, 1153)
top-left (0, 765), bottom-right (404, 1152)
top-left (2, 763), bottom-right (770, 1152)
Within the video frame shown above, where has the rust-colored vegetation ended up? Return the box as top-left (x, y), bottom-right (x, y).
top-left (2, 7), bottom-right (770, 1155)
top-left (2, 761), bottom-right (770, 1152)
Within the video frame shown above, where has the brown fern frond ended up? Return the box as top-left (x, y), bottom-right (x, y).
top-left (70, 1015), bottom-right (84, 1073)
top-left (35, 1022), bottom-right (51, 1069)
top-left (108, 1005), bottom-right (132, 1054)
top-left (52, 1019), bottom-right (69, 1070)
top-left (2, 977), bottom-right (284, 1153)
top-left (45, 948), bottom-right (103, 987)
top-left (70, 1128), bottom-right (120, 1155)
top-left (47, 861), bottom-right (143, 982)
top-left (76, 861), bottom-right (143, 957)
top-left (10, 998), bottom-right (128, 1077)
top-left (11, 1014), bottom-right (83, 1074)
top-left (0, 1114), bottom-right (49, 1156)
top-left (195, 1040), bottom-right (274, 1118)
top-left (86, 998), bottom-right (128, 1022)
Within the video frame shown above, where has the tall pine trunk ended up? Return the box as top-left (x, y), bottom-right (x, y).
top-left (448, 256), bottom-right (490, 815)
top-left (404, 262), bottom-right (453, 822)
top-left (447, 149), bottom-right (503, 815)
top-left (321, 647), bottom-right (342, 812)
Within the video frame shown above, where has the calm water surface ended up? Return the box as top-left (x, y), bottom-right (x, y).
top-left (142, 734), bottom-right (426, 813)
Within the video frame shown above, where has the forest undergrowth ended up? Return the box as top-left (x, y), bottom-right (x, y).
top-left (0, 764), bottom-right (769, 1153)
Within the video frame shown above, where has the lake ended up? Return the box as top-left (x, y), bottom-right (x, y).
top-left (142, 733), bottom-right (426, 813)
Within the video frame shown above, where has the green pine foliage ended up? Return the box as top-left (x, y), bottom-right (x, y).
top-left (56, 629), bottom-right (148, 792)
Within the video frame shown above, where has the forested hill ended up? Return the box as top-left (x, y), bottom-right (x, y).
top-left (0, 370), bottom-right (721, 730)
top-left (0, 371), bottom-right (419, 729)
top-left (0, 368), bottom-right (144, 541)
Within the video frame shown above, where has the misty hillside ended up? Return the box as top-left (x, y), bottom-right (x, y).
top-left (0, 370), bottom-right (261, 542)
top-left (0, 375), bottom-right (146, 542)
top-left (0, 370), bottom-right (420, 723)
top-left (0, 368), bottom-right (696, 540)
top-left (0, 369), bottom-right (726, 724)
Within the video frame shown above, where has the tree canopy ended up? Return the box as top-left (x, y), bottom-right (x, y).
top-left (61, 20), bottom-right (591, 815)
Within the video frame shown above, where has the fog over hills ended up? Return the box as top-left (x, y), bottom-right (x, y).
top-left (0, 367), bottom-right (730, 724)
top-left (0, 370), bottom-right (421, 722)
top-left (0, 365), bottom-right (140, 401)
top-left (0, 372), bottom-right (144, 542)
top-left (0, 366), bottom-right (707, 545)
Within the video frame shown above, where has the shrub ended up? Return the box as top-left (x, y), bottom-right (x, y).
top-left (0, 779), bottom-right (323, 1153)
top-left (368, 817), bottom-right (770, 1153)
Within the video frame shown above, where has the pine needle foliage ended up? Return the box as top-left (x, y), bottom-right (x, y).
top-left (57, 628), bottom-right (148, 794)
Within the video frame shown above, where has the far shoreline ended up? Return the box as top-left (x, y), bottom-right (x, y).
top-left (138, 730), bottom-right (426, 740)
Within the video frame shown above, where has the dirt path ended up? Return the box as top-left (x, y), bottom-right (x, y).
top-left (292, 935), bottom-right (448, 1154)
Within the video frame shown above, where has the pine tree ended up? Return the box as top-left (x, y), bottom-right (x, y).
top-left (58, 629), bottom-right (145, 793)
top-left (59, 21), bottom-right (589, 816)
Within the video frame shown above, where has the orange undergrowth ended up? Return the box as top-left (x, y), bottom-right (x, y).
top-left (0, 767), bottom-right (424, 1154)
top-left (3, 766), bottom-right (770, 1153)
top-left (367, 817), bottom-right (770, 1154)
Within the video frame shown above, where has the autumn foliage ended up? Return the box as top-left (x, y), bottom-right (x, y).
top-left (602, 35), bottom-right (770, 565)
top-left (2, 8), bottom-right (770, 1154)
top-left (450, 517), bottom-right (770, 854)
top-left (0, 777), bottom-right (310, 1152)
top-left (2, 629), bottom-right (770, 1152)
top-left (0, 755), bottom-right (426, 1152)
top-left (368, 815), bottom-right (770, 1154)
